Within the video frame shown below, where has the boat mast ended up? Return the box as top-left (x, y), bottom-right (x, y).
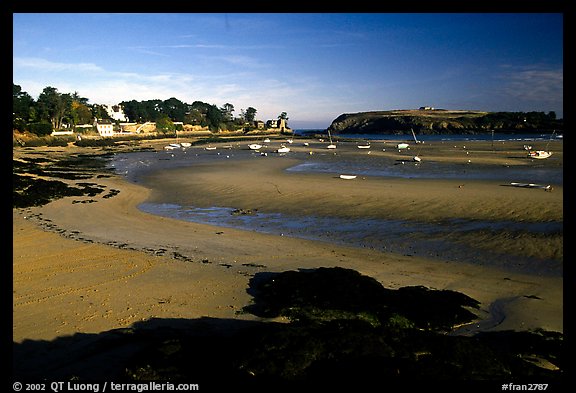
top-left (411, 128), bottom-right (419, 144)
top-left (491, 129), bottom-right (495, 152)
top-left (545, 130), bottom-right (555, 151)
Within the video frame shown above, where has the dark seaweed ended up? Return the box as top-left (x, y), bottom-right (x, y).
top-left (13, 152), bottom-right (116, 207)
top-left (13, 268), bottom-right (563, 390)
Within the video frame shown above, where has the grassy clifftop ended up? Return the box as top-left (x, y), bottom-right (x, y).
top-left (327, 109), bottom-right (562, 135)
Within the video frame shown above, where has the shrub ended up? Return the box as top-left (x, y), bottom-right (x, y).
top-left (28, 122), bottom-right (53, 136)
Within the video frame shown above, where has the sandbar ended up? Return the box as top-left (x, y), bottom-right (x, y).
top-left (13, 138), bottom-right (563, 343)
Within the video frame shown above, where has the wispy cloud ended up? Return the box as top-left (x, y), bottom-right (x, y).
top-left (14, 55), bottom-right (358, 124)
top-left (14, 56), bottom-right (200, 101)
top-left (498, 65), bottom-right (563, 105)
top-left (130, 43), bottom-right (283, 51)
top-left (211, 54), bottom-right (269, 68)
top-left (13, 57), bottom-right (104, 73)
top-left (129, 47), bottom-right (172, 57)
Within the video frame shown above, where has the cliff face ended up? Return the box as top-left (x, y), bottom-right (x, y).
top-left (327, 109), bottom-right (562, 134)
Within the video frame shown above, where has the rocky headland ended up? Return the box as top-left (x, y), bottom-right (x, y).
top-left (327, 109), bottom-right (562, 135)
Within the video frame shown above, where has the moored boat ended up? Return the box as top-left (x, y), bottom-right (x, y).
top-left (528, 150), bottom-right (552, 159)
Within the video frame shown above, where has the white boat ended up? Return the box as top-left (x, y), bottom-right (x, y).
top-left (528, 150), bottom-right (552, 159)
top-left (249, 143), bottom-right (263, 150)
top-left (327, 129), bottom-right (337, 149)
top-left (169, 143), bottom-right (181, 148)
top-left (397, 143), bottom-right (409, 149)
top-left (527, 131), bottom-right (555, 159)
top-left (286, 139), bottom-right (293, 144)
top-left (164, 145), bottom-right (177, 150)
top-left (339, 174), bottom-right (357, 180)
top-left (510, 182), bottom-right (552, 190)
top-left (276, 146), bottom-right (290, 153)
top-left (263, 138), bottom-right (271, 143)
top-left (357, 144), bottom-right (370, 149)
top-left (180, 142), bottom-right (192, 148)
top-left (205, 146), bottom-right (217, 150)
top-left (413, 156), bottom-right (422, 162)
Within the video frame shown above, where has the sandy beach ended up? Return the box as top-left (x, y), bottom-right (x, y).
top-left (13, 137), bottom-right (563, 345)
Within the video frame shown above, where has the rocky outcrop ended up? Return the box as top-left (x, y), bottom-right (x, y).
top-left (327, 109), bottom-right (562, 135)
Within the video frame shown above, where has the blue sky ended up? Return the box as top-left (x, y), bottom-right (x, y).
top-left (13, 13), bottom-right (563, 129)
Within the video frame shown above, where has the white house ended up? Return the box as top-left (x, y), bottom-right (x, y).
top-left (266, 118), bottom-right (290, 132)
top-left (95, 120), bottom-right (114, 136)
top-left (104, 104), bottom-right (128, 122)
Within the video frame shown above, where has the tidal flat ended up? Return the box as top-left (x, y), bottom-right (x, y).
top-left (13, 137), bottom-right (564, 387)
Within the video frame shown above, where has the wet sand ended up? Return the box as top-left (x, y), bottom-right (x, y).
top-left (13, 138), bottom-right (563, 343)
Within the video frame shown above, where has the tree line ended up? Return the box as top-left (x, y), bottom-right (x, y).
top-left (13, 84), bottom-right (286, 136)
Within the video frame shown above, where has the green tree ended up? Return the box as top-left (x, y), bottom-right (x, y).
top-left (13, 84), bottom-right (36, 130)
top-left (221, 103), bottom-right (235, 121)
top-left (91, 104), bottom-right (111, 121)
top-left (69, 92), bottom-right (92, 127)
top-left (141, 99), bottom-right (163, 121)
top-left (119, 99), bottom-right (163, 122)
top-left (36, 87), bottom-right (71, 130)
top-left (161, 97), bottom-right (188, 122)
top-left (71, 101), bottom-right (93, 126)
top-left (185, 109), bottom-right (205, 126)
top-left (155, 114), bottom-right (176, 134)
top-left (206, 104), bottom-right (224, 131)
top-left (245, 107), bottom-right (257, 122)
top-left (120, 100), bottom-right (141, 122)
top-left (278, 111), bottom-right (289, 120)
top-left (71, 91), bottom-right (89, 105)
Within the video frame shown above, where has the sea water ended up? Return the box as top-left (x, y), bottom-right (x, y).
top-left (137, 202), bottom-right (562, 275)
top-left (110, 134), bottom-right (562, 275)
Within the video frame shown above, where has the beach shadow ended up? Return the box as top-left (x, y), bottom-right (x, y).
top-left (13, 317), bottom-right (269, 384)
top-left (14, 267), bottom-right (564, 388)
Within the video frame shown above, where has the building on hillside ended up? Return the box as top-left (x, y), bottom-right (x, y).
top-left (266, 118), bottom-right (291, 132)
top-left (266, 119), bottom-right (279, 128)
top-left (254, 120), bottom-right (265, 129)
top-left (94, 119), bottom-right (114, 137)
top-left (105, 104), bottom-right (128, 122)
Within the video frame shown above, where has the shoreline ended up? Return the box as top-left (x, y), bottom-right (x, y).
top-left (13, 139), bottom-right (563, 343)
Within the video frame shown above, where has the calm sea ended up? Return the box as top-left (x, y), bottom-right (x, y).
top-left (112, 133), bottom-right (563, 275)
top-left (293, 130), bottom-right (562, 142)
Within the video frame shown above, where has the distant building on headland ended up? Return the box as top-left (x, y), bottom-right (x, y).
top-left (419, 106), bottom-right (435, 111)
top-left (265, 118), bottom-right (290, 132)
